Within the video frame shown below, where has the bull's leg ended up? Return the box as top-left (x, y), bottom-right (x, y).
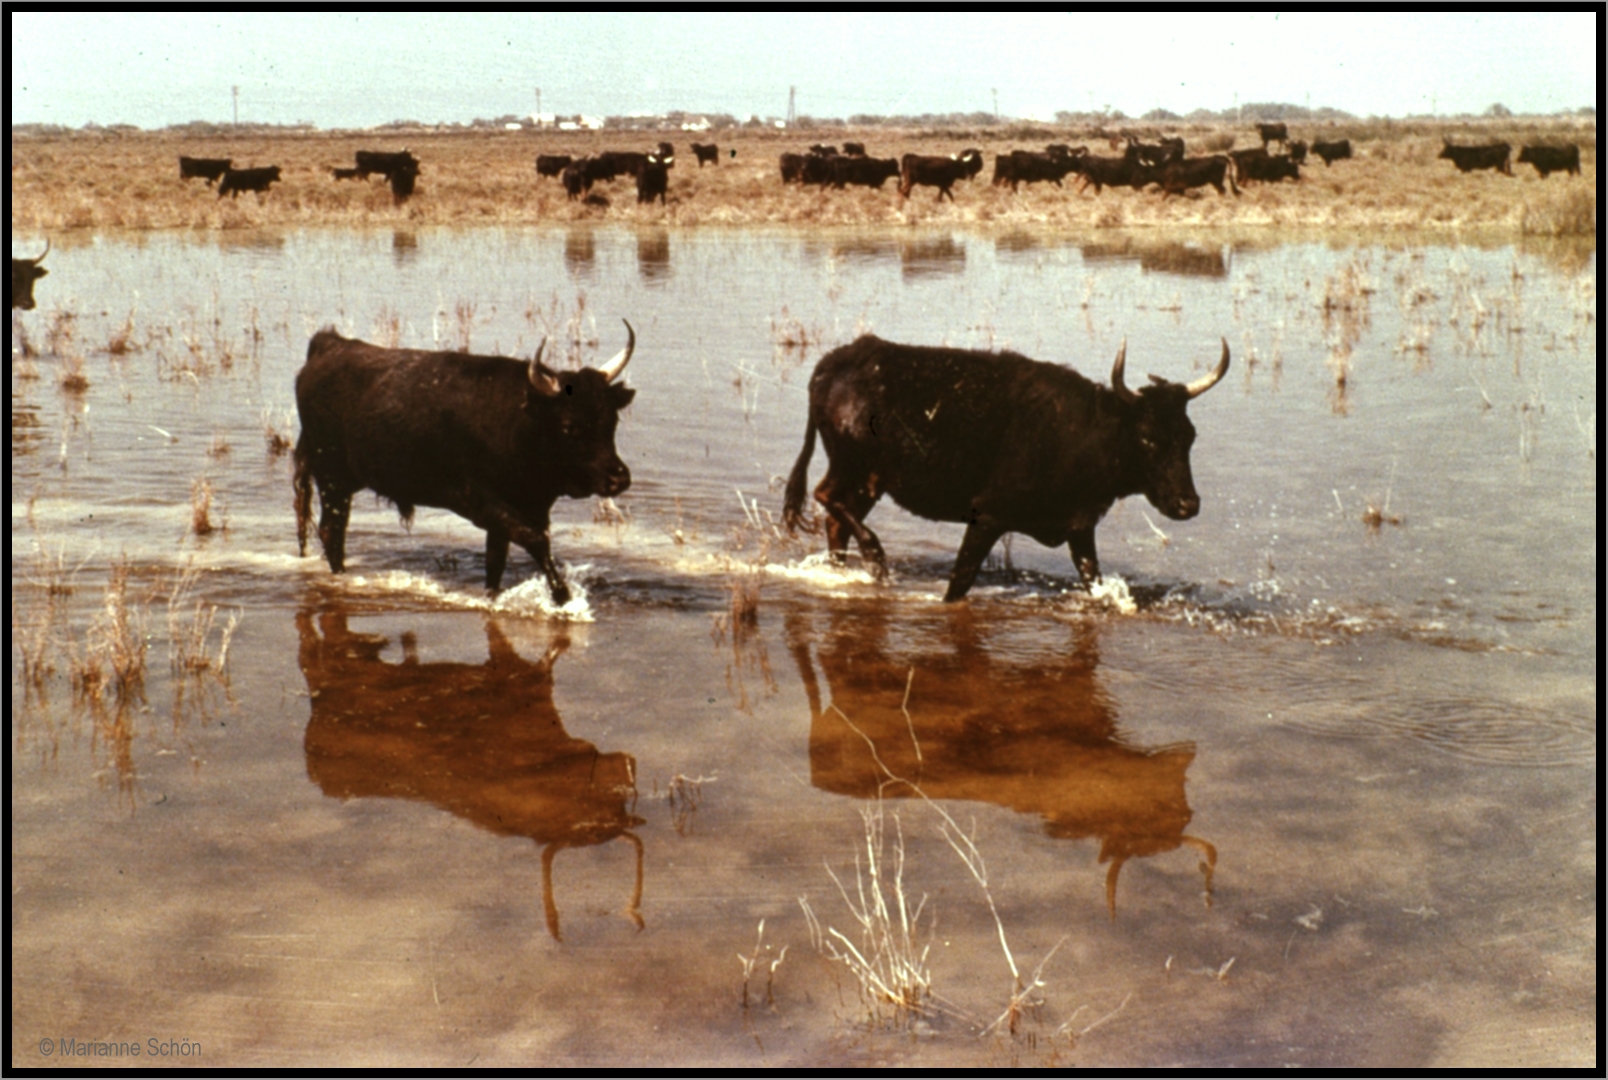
top-left (1068, 528), bottom-right (1100, 587)
top-left (814, 475), bottom-right (887, 577)
top-left (293, 445), bottom-right (314, 557)
top-left (315, 481), bottom-right (353, 573)
top-left (945, 516), bottom-right (1007, 602)
top-left (485, 524), bottom-right (511, 592)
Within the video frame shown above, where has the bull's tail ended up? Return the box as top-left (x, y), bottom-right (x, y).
top-left (782, 412), bottom-right (818, 535)
top-left (293, 437), bottom-right (313, 557)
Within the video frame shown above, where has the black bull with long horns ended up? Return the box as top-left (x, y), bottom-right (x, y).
top-left (294, 320), bottom-right (637, 601)
top-left (784, 335), bottom-right (1230, 600)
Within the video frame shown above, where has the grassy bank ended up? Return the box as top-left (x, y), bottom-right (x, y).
top-left (11, 119), bottom-right (1595, 236)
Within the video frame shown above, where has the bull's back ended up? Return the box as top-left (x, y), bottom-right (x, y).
top-left (808, 337), bottom-right (1039, 520)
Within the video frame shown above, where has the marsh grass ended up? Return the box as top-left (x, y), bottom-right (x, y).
top-left (189, 477), bottom-right (219, 537)
top-left (260, 405), bottom-right (295, 457)
top-left (11, 120), bottom-right (1594, 234)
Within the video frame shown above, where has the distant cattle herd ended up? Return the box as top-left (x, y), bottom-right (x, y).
top-left (8, 126), bottom-right (1589, 313)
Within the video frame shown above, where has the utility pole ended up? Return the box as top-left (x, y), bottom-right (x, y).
top-left (232, 85), bottom-right (239, 126)
top-left (992, 87), bottom-right (998, 120)
top-left (786, 86), bottom-right (796, 127)
top-left (535, 88), bottom-right (541, 123)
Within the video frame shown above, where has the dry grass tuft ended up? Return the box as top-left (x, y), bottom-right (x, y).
top-left (189, 477), bottom-right (218, 537)
top-left (260, 406), bottom-right (295, 457)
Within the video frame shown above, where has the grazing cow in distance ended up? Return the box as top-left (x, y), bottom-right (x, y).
top-left (179, 156), bottom-right (232, 186)
top-left (1286, 139), bottom-right (1308, 164)
top-left (993, 147), bottom-right (1082, 192)
top-left (1149, 156), bottom-right (1239, 197)
top-left (1125, 136), bottom-right (1185, 168)
top-left (841, 141), bottom-right (867, 156)
top-left (636, 154), bottom-right (669, 204)
top-left (1071, 153), bottom-right (1147, 195)
top-left (217, 165), bottom-right (282, 198)
top-left (828, 155), bottom-right (901, 189)
top-left (332, 167), bottom-right (364, 181)
top-left (387, 160), bottom-right (420, 202)
top-left (1257, 122), bottom-right (1289, 149)
top-left (690, 143), bottom-right (719, 167)
top-left (782, 334), bottom-right (1230, 600)
top-left (1230, 148), bottom-right (1301, 185)
top-left (808, 144), bottom-right (839, 158)
top-left (536, 154), bottom-right (574, 178)
top-left (1439, 141), bottom-right (1513, 175)
top-left (561, 161), bottom-right (590, 199)
top-left (898, 149), bottom-right (985, 201)
top-left (11, 240), bottom-right (49, 311)
top-left (354, 149), bottom-right (419, 181)
top-left (294, 321), bottom-right (639, 602)
top-left (1517, 144), bottom-right (1581, 178)
top-left (1310, 138), bottom-right (1352, 166)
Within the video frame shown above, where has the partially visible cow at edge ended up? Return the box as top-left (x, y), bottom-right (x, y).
top-left (782, 334), bottom-right (1230, 601)
top-left (1438, 141), bottom-right (1513, 175)
top-left (11, 240), bottom-right (50, 311)
top-left (690, 143), bottom-right (719, 167)
top-left (179, 156), bottom-right (232, 186)
top-left (217, 165), bottom-right (282, 199)
top-left (294, 321), bottom-right (639, 603)
top-left (898, 149), bottom-right (984, 201)
top-left (1517, 144), bottom-right (1581, 178)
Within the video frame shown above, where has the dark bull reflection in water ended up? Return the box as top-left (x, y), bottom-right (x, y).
top-left (297, 600), bottom-right (644, 941)
top-left (787, 605), bottom-right (1215, 918)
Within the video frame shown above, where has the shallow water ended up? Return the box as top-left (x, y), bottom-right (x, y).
top-left (10, 228), bottom-right (1596, 1066)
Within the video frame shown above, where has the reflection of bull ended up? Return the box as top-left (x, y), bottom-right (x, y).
top-left (788, 605), bottom-right (1215, 917)
top-left (297, 602), bottom-right (644, 940)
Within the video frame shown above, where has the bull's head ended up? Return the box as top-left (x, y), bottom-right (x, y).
top-left (527, 319), bottom-right (637, 498)
top-left (11, 240), bottom-right (49, 311)
top-left (1111, 339), bottom-right (1229, 521)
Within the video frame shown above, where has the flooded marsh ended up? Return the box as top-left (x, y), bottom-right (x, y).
top-left (10, 227), bottom-right (1596, 1067)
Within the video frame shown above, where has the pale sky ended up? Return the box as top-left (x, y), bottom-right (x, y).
top-left (13, 12), bottom-right (1596, 130)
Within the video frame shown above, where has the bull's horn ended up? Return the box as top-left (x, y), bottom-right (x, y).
top-left (30, 239), bottom-right (50, 265)
top-left (1110, 339), bottom-right (1140, 403)
top-left (1184, 339), bottom-right (1231, 398)
top-left (528, 338), bottom-right (562, 397)
top-left (596, 319), bottom-right (635, 383)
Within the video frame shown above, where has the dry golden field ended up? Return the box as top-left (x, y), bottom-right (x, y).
top-left (10, 119), bottom-right (1595, 236)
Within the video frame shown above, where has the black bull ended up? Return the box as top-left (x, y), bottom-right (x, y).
top-left (783, 335), bottom-right (1229, 601)
top-left (788, 606), bottom-right (1214, 918)
top-left (298, 605), bottom-right (643, 941)
top-left (11, 240), bottom-right (49, 310)
top-left (293, 321), bottom-right (638, 602)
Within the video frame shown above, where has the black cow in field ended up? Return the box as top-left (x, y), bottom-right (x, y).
top-left (841, 141), bottom-right (867, 157)
top-left (217, 165), bottom-right (282, 198)
top-left (780, 152), bottom-right (835, 185)
top-left (1287, 139), bottom-right (1308, 164)
top-left (1517, 144), bottom-right (1580, 178)
top-left (829, 155), bottom-right (901, 189)
top-left (1439, 141), bottom-right (1512, 175)
top-left (332, 167), bottom-right (364, 181)
top-left (1150, 155), bottom-right (1239, 197)
top-left (11, 240), bottom-right (49, 311)
top-left (536, 154), bottom-right (574, 177)
top-left (1230, 148), bottom-right (1301, 185)
top-left (294, 320), bottom-right (639, 602)
top-left (1125, 136), bottom-right (1185, 168)
top-left (636, 154), bottom-right (669, 204)
top-left (179, 156), bottom-right (232, 185)
top-left (561, 161), bottom-right (591, 199)
top-left (1257, 122), bottom-right (1288, 149)
top-left (992, 147), bottom-right (1083, 192)
top-left (655, 142), bottom-right (675, 167)
top-left (782, 334), bottom-right (1230, 601)
top-left (898, 149), bottom-right (984, 201)
top-left (690, 143), bottom-right (719, 167)
top-left (354, 149), bottom-right (419, 180)
top-left (1071, 153), bottom-right (1147, 195)
top-left (808, 143), bottom-right (839, 157)
top-left (1309, 138), bottom-right (1352, 166)
top-left (387, 160), bottom-right (420, 201)
top-left (592, 150), bottom-right (650, 181)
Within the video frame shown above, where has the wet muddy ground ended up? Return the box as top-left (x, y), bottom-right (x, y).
top-left (11, 228), bottom-right (1596, 1066)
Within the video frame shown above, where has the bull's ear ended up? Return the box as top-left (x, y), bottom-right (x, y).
top-left (528, 339), bottom-right (562, 397)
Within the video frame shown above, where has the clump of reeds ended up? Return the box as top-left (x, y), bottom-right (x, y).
top-left (58, 351), bottom-right (91, 395)
top-left (260, 406), bottom-right (295, 457)
top-left (800, 804), bottom-right (935, 1029)
top-left (70, 560), bottom-right (149, 710)
top-left (666, 772), bottom-right (714, 835)
top-left (206, 433), bottom-right (232, 460)
top-left (1521, 185), bottom-right (1596, 237)
top-left (190, 478), bottom-right (218, 537)
top-left (738, 918), bottom-right (789, 1011)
